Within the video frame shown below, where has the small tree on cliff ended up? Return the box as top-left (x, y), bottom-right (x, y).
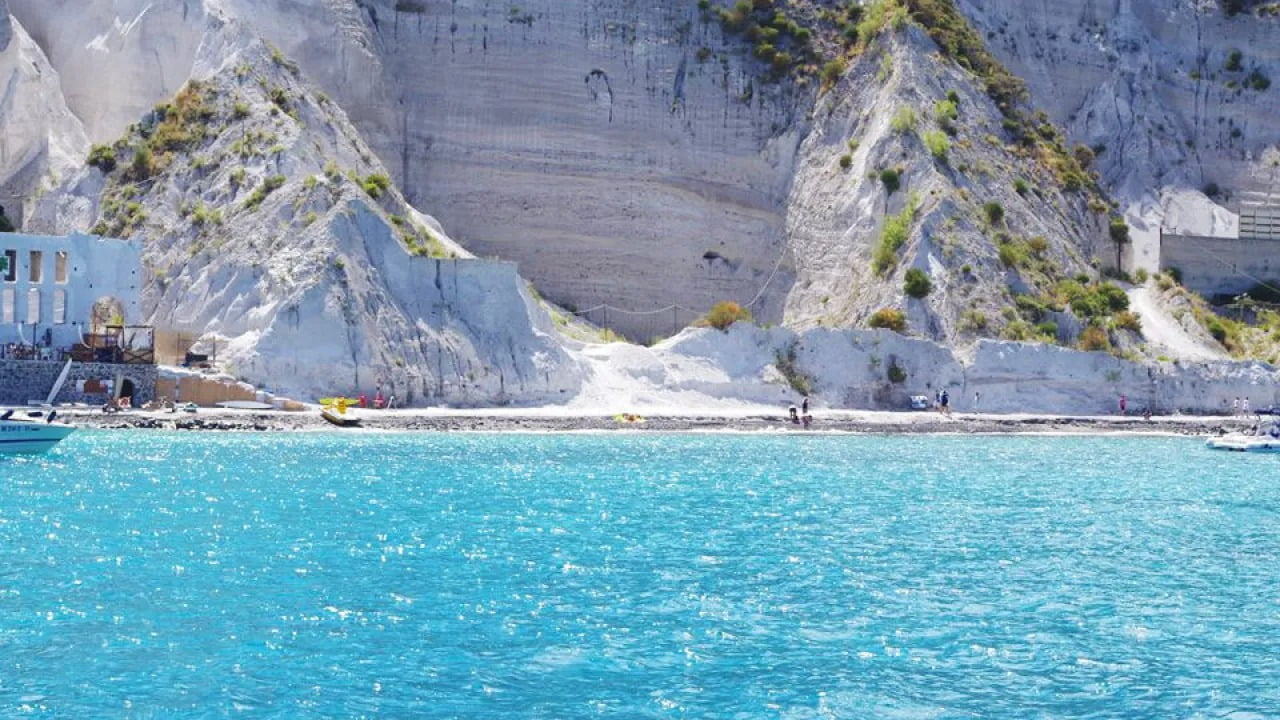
top-left (1109, 216), bottom-right (1130, 273)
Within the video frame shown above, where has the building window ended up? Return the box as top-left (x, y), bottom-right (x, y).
top-left (26, 288), bottom-right (40, 324)
top-left (2, 250), bottom-right (14, 282)
top-left (55, 251), bottom-right (68, 283)
top-left (1, 288), bottom-right (12, 322)
top-left (29, 250), bottom-right (42, 283)
top-left (53, 289), bottom-right (67, 324)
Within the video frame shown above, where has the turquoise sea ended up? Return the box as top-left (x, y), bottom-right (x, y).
top-left (2, 432), bottom-right (1279, 718)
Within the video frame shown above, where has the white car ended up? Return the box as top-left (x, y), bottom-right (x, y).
top-left (909, 395), bottom-right (931, 410)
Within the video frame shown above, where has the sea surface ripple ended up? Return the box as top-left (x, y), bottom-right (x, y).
top-left (1, 432), bottom-right (1278, 718)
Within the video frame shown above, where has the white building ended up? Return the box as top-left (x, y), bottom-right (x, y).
top-left (0, 232), bottom-right (142, 349)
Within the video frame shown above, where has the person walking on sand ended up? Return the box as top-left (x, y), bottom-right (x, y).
top-left (974, 390), bottom-right (980, 410)
top-left (1233, 397), bottom-right (1240, 416)
top-left (801, 395), bottom-right (810, 415)
top-left (1119, 394), bottom-right (1127, 416)
top-left (940, 389), bottom-right (950, 415)
top-left (1243, 397), bottom-right (1250, 415)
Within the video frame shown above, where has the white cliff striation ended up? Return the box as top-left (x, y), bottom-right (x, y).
top-left (0, 2), bottom-right (90, 225)
top-left (2, 0), bottom-right (1277, 412)
top-left (11, 0), bottom-right (802, 338)
top-left (24, 16), bottom-right (580, 405)
top-left (954, 0), bottom-right (1280, 268)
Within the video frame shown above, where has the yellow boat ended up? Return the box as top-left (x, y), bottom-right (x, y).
top-left (320, 398), bottom-right (361, 427)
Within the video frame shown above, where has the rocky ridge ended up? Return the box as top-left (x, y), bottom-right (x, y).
top-left (27, 14), bottom-right (580, 405)
top-left (1, 0), bottom-right (1277, 411)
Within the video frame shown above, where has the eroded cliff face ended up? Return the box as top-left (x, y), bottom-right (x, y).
top-left (783, 26), bottom-right (1105, 344)
top-left (25, 21), bottom-right (580, 405)
top-left (0, 6), bottom-right (89, 224)
top-left (955, 0), bottom-right (1280, 262)
top-left (228, 0), bottom-right (802, 337)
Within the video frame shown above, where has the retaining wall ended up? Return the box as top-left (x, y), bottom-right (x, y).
top-left (0, 360), bottom-right (156, 406)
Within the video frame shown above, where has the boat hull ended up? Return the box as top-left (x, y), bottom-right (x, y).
top-left (321, 408), bottom-right (361, 427)
top-left (1205, 436), bottom-right (1280, 453)
top-left (0, 420), bottom-right (76, 454)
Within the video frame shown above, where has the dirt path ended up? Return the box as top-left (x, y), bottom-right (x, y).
top-left (1128, 284), bottom-right (1226, 362)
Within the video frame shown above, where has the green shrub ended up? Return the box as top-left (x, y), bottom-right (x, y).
top-left (879, 167), bottom-right (901, 194)
top-left (87, 144), bottom-right (117, 172)
top-left (983, 201), bottom-right (1005, 225)
top-left (1013, 178), bottom-right (1029, 195)
top-left (1247, 69), bottom-right (1271, 91)
top-left (698, 301), bottom-right (753, 330)
top-left (903, 267), bottom-right (932, 298)
top-left (1225, 49), bottom-right (1243, 72)
top-left (1001, 319), bottom-right (1034, 341)
top-left (868, 307), bottom-right (907, 333)
top-left (243, 174), bottom-right (286, 210)
top-left (959, 309), bottom-right (987, 331)
top-left (996, 239), bottom-right (1025, 268)
top-left (839, 153), bottom-right (853, 169)
top-left (1113, 310), bottom-right (1142, 331)
top-left (362, 173), bottom-right (392, 199)
top-left (922, 130), bottom-right (949, 162)
top-left (128, 145), bottom-right (154, 181)
top-left (890, 106), bottom-right (917, 133)
top-left (887, 359), bottom-right (908, 383)
top-left (233, 102), bottom-right (251, 119)
top-left (820, 58), bottom-right (847, 87)
top-left (872, 193), bottom-right (919, 275)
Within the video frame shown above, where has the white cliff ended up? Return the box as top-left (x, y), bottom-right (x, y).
top-left (25, 20), bottom-right (580, 405)
top-left (0, 3), bottom-right (89, 225)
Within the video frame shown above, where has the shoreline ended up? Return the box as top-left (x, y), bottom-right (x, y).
top-left (37, 406), bottom-right (1259, 436)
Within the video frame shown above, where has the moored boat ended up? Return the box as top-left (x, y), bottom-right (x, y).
top-left (1205, 420), bottom-right (1280, 453)
top-left (0, 411), bottom-right (76, 454)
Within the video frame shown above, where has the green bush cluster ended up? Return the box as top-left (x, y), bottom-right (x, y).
top-left (242, 175), bottom-right (286, 211)
top-left (87, 144), bottom-right (118, 172)
top-left (713, 0), bottom-right (814, 78)
top-left (362, 173), bottom-right (392, 199)
top-left (903, 267), bottom-right (932, 298)
top-left (922, 130), bottom-right (949, 163)
top-left (872, 193), bottom-right (919, 275)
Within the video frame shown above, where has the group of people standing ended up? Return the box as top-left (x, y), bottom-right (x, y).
top-left (788, 395), bottom-right (813, 428)
top-left (357, 387), bottom-right (393, 409)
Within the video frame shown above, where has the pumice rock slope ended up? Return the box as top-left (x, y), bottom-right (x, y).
top-left (25, 20), bottom-right (580, 405)
top-left (956, 0), bottom-right (1280, 263)
top-left (0, 4), bottom-right (89, 224)
top-left (10, 0), bottom-right (803, 338)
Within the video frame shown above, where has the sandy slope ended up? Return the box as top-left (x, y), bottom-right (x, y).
top-left (1128, 284), bottom-right (1226, 362)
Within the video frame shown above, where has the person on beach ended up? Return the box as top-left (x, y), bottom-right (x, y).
top-left (1119, 394), bottom-right (1127, 415)
top-left (1233, 397), bottom-right (1240, 416)
top-left (802, 395), bottom-right (809, 415)
top-left (359, 393), bottom-right (368, 408)
top-left (940, 390), bottom-right (950, 415)
top-left (1243, 397), bottom-right (1250, 415)
top-left (788, 404), bottom-right (799, 424)
top-left (374, 388), bottom-right (385, 409)
top-left (974, 390), bottom-right (980, 409)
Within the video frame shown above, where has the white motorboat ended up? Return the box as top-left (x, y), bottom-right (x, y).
top-left (0, 411), bottom-right (76, 454)
top-left (1205, 420), bottom-right (1280, 453)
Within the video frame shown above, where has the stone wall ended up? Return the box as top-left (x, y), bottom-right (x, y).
top-left (1159, 232), bottom-right (1280, 298)
top-left (0, 359), bottom-right (155, 406)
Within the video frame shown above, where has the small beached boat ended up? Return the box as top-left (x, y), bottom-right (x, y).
top-left (320, 398), bottom-right (361, 427)
top-left (0, 411), bottom-right (76, 454)
top-left (1205, 420), bottom-right (1280, 453)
